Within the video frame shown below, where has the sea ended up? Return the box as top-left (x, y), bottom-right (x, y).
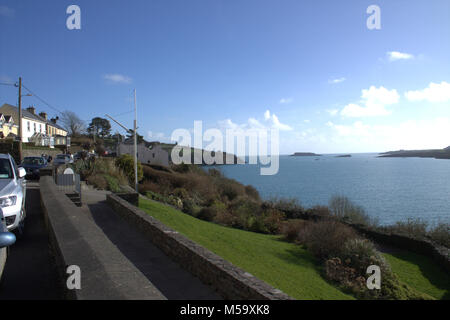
top-left (210, 153), bottom-right (450, 226)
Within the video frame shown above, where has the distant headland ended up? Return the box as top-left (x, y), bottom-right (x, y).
top-left (291, 152), bottom-right (322, 157)
top-left (378, 146), bottom-right (450, 160)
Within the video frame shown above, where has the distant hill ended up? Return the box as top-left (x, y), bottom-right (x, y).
top-left (291, 152), bottom-right (322, 157)
top-left (379, 146), bottom-right (450, 160)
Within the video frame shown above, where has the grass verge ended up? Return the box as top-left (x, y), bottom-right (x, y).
top-left (383, 250), bottom-right (450, 300)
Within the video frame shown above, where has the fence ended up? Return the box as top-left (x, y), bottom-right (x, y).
top-left (54, 173), bottom-right (82, 206)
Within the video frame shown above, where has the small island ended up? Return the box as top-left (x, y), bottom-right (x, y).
top-left (378, 146), bottom-right (450, 160)
top-left (291, 152), bottom-right (322, 157)
top-left (335, 154), bottom-right (352, 158)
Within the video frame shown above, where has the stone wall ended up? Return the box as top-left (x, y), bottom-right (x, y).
top-left (106, 194), bottom-right (294, 300)
top-left (39, 176), bottom-right (166, 300)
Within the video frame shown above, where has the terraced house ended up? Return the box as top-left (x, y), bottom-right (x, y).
top-left (0, 103), bottom-right (69, 146)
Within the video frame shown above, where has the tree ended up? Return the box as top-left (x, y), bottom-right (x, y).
top-left (61, 111), bottom-right (86, 137)
top-left (126, 130), bottom-right (144, 144)
top-left (88, 117), bottom-right (111, 139)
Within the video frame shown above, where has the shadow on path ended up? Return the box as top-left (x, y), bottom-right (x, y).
top-left (85, 199), bottom-right (222, 300)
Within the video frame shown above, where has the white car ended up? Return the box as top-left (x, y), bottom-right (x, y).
top-left (53, 154), bottom-right (74, 166)
top-left (0, 207), bottom-right (16, 281)
top-left (0, 154), bottom-right (26, 232)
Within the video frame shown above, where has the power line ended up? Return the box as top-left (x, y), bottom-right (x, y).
top-left (21, 83), bottom-right (64, 115)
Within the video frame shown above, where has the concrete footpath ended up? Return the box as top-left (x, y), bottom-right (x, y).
top-left (80, 188), bottom-right (221, 300)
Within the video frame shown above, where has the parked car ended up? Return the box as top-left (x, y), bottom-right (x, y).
top-left (0, 208), bottom-right (16, 282)
top-left (0, 154), bottom-right (26, 232)
top-left (53, 154), bottom-right (74, 166)
top-left (21, 156), bottom-right (48, 179)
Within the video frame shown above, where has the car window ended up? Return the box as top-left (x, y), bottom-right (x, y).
top-left (0, 159), bottom-right (13, 179)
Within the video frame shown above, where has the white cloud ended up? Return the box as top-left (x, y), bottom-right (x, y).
top-left (218, 110), bottom-right (292, 132)
top-left (326, 109), bottom-right (339, 116)
top-left (279, 98), bottom-right (293, 104)
top-left (327, 118), bottom-right (450, 151)
top-left (304, 119), bottom-right (310, 123)
top-left (103, 74), bottom-right (132, 84)
top-left (329, 77), bottom-right (346, 84)
top-left (341, 86), bottom-right (399, 117)
top-left (0, 6), bottom-right (14, 17)
top-left (387, 51), bottom-right (414, 61)
top-left (405, 81), bottom-right (450, 103)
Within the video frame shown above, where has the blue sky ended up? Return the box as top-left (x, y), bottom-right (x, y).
top-left (1, 0), bottom-right (449, 154)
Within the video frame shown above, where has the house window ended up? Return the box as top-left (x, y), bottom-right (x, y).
top-left (34, 123), bottom-right (36, 133)
top-left (27, 121), bottom-right (30, 132)
top-left (40, 124), bottom-right (42, 132)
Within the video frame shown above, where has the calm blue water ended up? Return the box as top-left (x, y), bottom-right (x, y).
top-left (211, 154), bottom-right (450, 226)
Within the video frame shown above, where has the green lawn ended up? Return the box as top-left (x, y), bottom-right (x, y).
top-left (383, 250), bottom-right (450, 300)
top-left (139, 197), bottom-right (353, 300)
top-left (139, 197), bottom-right (449, 300)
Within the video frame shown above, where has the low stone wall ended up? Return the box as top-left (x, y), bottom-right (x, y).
top-left (352, 224), bottom-right (450, 273)
top-left (39, 176), bottom-right (166, 300)
top-left (106, 194), bottom-right (293, 300)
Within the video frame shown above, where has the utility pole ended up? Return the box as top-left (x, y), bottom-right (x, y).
top-left (18, 77), bottom-right (23, 162)
top-left (134, 89), bottom-right (138, 193)
top-left (105, 89), bottom-right (139, 193)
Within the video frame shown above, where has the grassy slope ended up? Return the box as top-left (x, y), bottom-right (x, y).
top-left (383, 251), bottom-right (450, 300)
top-left (139, 197), bottom-right (353, 300)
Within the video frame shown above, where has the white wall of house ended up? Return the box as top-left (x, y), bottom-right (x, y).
top-left (22, 117), bottom-right (46, 142)
top-left (117, 143), bottom-right (170, 167)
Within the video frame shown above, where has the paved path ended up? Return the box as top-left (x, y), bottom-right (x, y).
top-left (81, 188), bottom-right (222, 300)
top-left (0, 181), bottom-right (62, 300)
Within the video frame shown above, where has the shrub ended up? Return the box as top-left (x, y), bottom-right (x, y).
top-left (266, 197), bottom-right (304, 219)
top-left (87, 174), bottom-right (108, 190)
top-left (281, 220), bottom-right (308, 243)
top-left (384, 217), bottom-right (429, 239)
top-left (244, 185), bottom-right (260, 201)
top-left (214, 210), bottom-right (239, 227)
top-left (104, 174), bottom-right (121, 193)
top-left (339, 239), bottom-right (389, 275)
top-left (429, 222), bottom-right (450, 247)
top-left (325, 239), bottom-right (432, 300)
top-left (306, 205), bottom-right (331, 219)
top-left (298, 220), bottom-right (359, 260)
top-left (263, 208), bottom-right (285, 234)
top-left (197, 207), bottom-right (218, 222)
top-left (329, 196), bottom-right (376, 226)
top-left (218, 179), bottom-right (245, 201)
top-left (172, 188), bottom-right (189, 200)
top-left (115, 154), bottom-right (144, 184)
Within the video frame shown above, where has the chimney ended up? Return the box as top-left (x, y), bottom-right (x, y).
top-left (51, 117), bottom-right (59, 124)
top-left (27, 106), bottom-right (36, 115)
top-left (39, 112), bottom-right (47, 120)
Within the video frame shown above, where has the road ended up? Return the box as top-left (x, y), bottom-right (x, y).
top-left (0, 181), bottom-right (62, 300)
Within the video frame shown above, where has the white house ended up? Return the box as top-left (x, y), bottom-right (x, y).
top-left (0, 104), bottom-right (47, 142)
top-left (117, 141), bottom-right (170, 167)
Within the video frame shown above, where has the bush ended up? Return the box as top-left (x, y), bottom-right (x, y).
top-left (263, 208), bottom-right (285, 234)
top-left (329, 196), bottom-right (376, 226)
top-left (306, 205), bottom-right (331, 219)
top-left (197, 207), bottom-right (218, 222)
top-left (266, 197), bottom-right (304, 219)
top-left (104, 174), bottom-right (121, 193)
top-left (87, 174), bottom-right (108, 190)
top-left (298, 220), bottom-right (359, 260)
top-left (429, 222), bottom-right (450, 247)
top-left (214, 210), bottom-right (239, 227)
top-left (115, 154), bottom-right (144, 184)
top-left (244, 185), bottom-right (260, 201)
top-left (281, 220), bottom-right (308, 243)
top-left (384, 217), bottom-right (429, 239)
top-left (325, 239), bottom-right (432, 300)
